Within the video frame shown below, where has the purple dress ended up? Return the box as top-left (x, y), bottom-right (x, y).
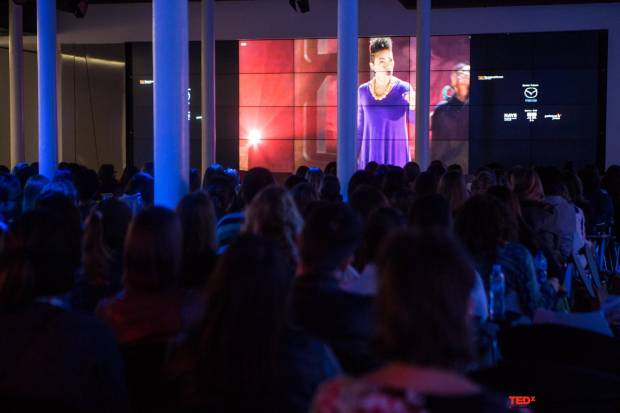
top-left (357, 77), bottom-right (413, 170)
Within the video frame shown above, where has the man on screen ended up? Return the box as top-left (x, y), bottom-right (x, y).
top-left (357, 37), bottom-right (414, 170)
top-left (431, 63), bottom-right (470, 141)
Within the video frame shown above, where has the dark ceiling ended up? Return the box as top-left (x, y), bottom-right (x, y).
top-left (1, 0), bottom-right (619, 35)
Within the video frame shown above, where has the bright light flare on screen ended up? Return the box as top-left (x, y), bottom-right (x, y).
top-left (248, 129), bottom-right (262, 147)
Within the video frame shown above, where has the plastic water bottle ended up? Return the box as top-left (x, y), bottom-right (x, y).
top-left (534, 251), bottom-right (548, 285)
top-left (489, 264), bottom-right (506, 321)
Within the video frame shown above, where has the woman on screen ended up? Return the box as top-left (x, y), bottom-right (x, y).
top-left (357, 37), bottom-right (414, 170)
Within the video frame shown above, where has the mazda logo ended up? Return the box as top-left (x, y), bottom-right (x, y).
top-left (524, 87), bottom-right (538, 99)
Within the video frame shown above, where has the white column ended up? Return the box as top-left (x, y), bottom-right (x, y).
top-left (37, 0), bottom-right (58, 179)
top-left (337, 0), bottom-right (358, 200)
top-left (56, 42), bottom-right (63, 163)
top-left (201, 0), bottom-right (217, 173)
top-left (153, 0), bottom-right (190, 208)
top-left (415, 0), bottom-right (431, 170)
top-left (9, 0), bottom-right (25, 169)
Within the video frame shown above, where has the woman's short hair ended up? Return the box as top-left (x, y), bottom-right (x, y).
top-left (123, 207), bottom-right (182, 291)
top-left (369, 37), bottom-right (392, 62)
top-left (376, 229), bottom-right (475, 370)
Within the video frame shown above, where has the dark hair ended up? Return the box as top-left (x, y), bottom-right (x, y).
top-left (124, 172), bottom-right (154, 207)
top-left (22, 175), bottom-right (50, 212)
top-left (82, 198), bottom-right (132, 288)
top-left (98, 164), bottom-right (118, 194)
top-left (0, 209), bottom-right (81, 306)
top-left (142, 161), bottom-right (154, 178)
top-left (12, 163), bottom-right (34, 189)
top-left (602, 165), bottom-right (620, 202)
top-left (486, 185), bottom-right (522, 219)
top-left (376, 229), bottom-right (475, 369)
top-left (305, 166), bottom-right (324, 194)
top-left (0, 173), bottom-right (22, 222)
top-left (428, 160), bottom-right (447, 182)
top-left (206, 175), bottom-right (237, 219)
top-left (319, 175), bottom-right (342, 203)
top-left (120, 165), bottom-right (139, 192)
top-left (438, 171), bottom-right (469, 212)
top-left (347, 170), bottom-right (374, 200)
top-left (35, 191), bottom-right (83, 244)
top-left (123, 207), bottom-right (182, 291)
top-left (290, 182), bottom-right (318, 218)
top-left (300, 203), bottom-right (362, 273)
top-left (40, 179), bottom-right (78, 204)
top-left (240, 167), bottom-right (275, 206)
top-left (284, 174), bottom-right (306, 190)
top-left (562, 171), bottom-right (586, 205)
top-left (408, 194), bottom-right (451, 230)
top-left (176, 192), bottom-right (217, 288)
top-left (579, 164), bottom-right (602, 197)
top-left (381, 166), bottom-right (407, 199)
top-left (349, 184), bottom-right (389, 223)
top-left (362, 207), bottom-right (405, 265)
top-left (454, 194), bottom-right (518, 258)
top-left (448, 163), bottom-right (463, 174)
top-left (295, 165), bottom-right (309, 178)
top-left (324, 161), bottom-right (337, 176)
top-left (403, 161), bottom-right (420, 183)
top-left (75, 168), bottom-right (100, 202)
top-left (187, 234), bottom-right (290, 410)
top-left (365, 161), bottom-right (379, 173)
top-left (537, 166), bottom-right (566, 197)
top-left (190, 168), bottom-right (201, 193)
top-left (202, 163), bottom-right (225, 189)
top-left (369, 37), bottom-right (392, 62)
top-left (470, 170), bottom-right (497, 195)
top-left (389, 187), bottom-right (416, 217)
top-left (412, 171), bottom-right (437, 198)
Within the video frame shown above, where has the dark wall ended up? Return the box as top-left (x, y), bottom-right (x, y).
top-left (126, 40), bottom-right (239, 171)
top-left (468, 30), bottom-right (607, 171)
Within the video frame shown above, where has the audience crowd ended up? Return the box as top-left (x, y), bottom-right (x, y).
top-left (1, 159), bottom-right (620, 412)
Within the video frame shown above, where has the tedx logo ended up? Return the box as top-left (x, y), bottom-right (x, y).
top-left (509, 395), bottom-right (536, 409)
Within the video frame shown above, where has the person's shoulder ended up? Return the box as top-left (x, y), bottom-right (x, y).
top-left (49, 305), bottom-right (118, 348)
top-left (395, 78), bottom-right (413, 91)
top-left (311, 376), bottom-right (348, 413)
top-left (217, 211), bottom-right (245, 227)
top-left (500, 242), bottom-right (534, 267)
top-left (358, 81), bottom-right (371, 97)
top-left (503, 241), bottom-right (530, 256)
